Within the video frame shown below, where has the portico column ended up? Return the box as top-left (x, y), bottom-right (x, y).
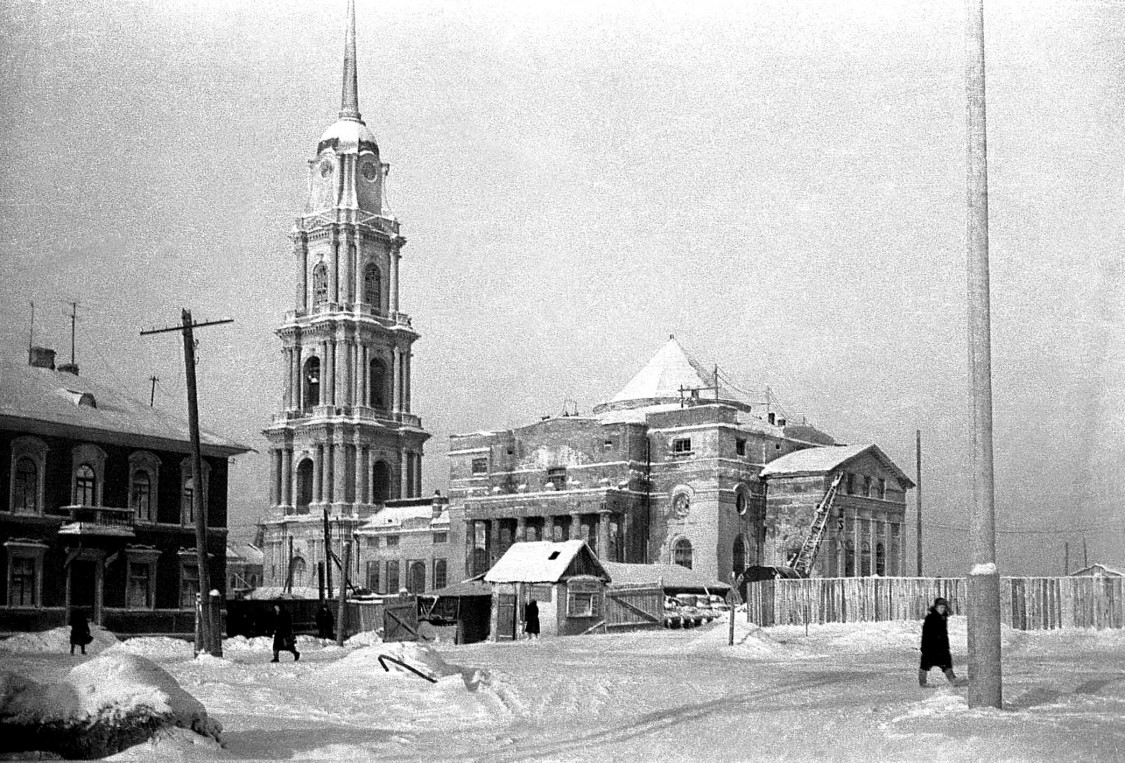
top-left (391, 347), bottom-right (401, 412)
top-left (359, 445), bottom-right (370, 505)
top-left (398, 450), bottom-right (407, 499)
top-left (281, 449), bottom-right (292, 507)
top-left (597, 511), bottom-right (611, 560)
top-left (293, 344), bottom-right (302, 410)
top-left (320, 340), bottom-right (330, 405)
top-left (334, 442), bottom-right (346, 506)
top-left (330, 227), bottom-right (340, 304)
top-left (390, 245), bottom-right (400, 314)
top-left (269, 449), bottom-right (279, 506)
top-left (282, 349), bottom-right (292, 409)
top-left (357, 345), bottom-right (368, 407)
top-left (404, 352), bottom-right (412, 412)
top-left (295, 234), bottom-right (308, 311)
top-left (570, 513), bottom-right (581, 542)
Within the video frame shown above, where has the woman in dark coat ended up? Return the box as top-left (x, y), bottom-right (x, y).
top-left (919, 597), bottom-right (961, 687)
top-left (316, 604), bottom-right (335, 640)
top-left (523, 599), bottom-right (540, 639)
top-left (69, 609), bottom-right (92, 655)
top-left (271, 604), bottom-right (300, 663)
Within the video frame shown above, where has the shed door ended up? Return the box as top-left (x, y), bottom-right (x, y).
top-left (495, 594), bottom-right (517, 640)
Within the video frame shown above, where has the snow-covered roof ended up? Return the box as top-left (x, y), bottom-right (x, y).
top-left (759, 443), bottom-right (915, 487)
top-left (484, 540), bottom-right (608, 584)
top-left (610, 337), bottom-right (714, 403)
top-left (1070, 563), bottom-right (1124, 577)
top-left (0, 357), bottom-right (250, 457)
top-left (601, 561), bottom-right (730, 592)
top-left (227, 544), bottom-right (264, 565)
top-left (357, 502), bottom-right (444, 532)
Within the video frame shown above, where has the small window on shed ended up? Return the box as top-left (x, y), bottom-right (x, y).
top-left (672, 437), bottom-right (692, 454)
top-left (566, 577), bottom-right (601, 618)
top-left (603, 439), bottom-right (614, 450)
top-left (878, 478), bottom-right (887, 499)
top-left (736, 438), bottom-right (746, 456)
top-left (863, 476), bottom-right (872, 497)
top-left (432, 532), bottom-right (447, 544)
top-left (471, 458), bottom-right (488, 475)
top-left (548, 551), bottom-right (560, 560)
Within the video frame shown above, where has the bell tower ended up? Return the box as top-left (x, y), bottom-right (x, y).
top-left (263, 1), bottom-right (429, 591)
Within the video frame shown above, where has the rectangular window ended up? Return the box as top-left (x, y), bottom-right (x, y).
top-left (385, 535), bottom-right (399, 548)
top-left (547, 467), bottom-right (567, 491)
top-left (736, 438), bottom-right (746, 456)
top-left (8, 557), bottom-right (36, 607)
top-left (127, 563), bottom-right (152, 609)
top-left (845, 473), bottom-right (855, 495)
top-left (366, 561), bottom-right (380, 593)
top-left (878, 478), bottom-right (887, 500)
top-left (182, 486), bottom-right (195, 525)
top-left (863, 476), bottom-right (872, 497)
top-left (386, 560), bottom-right (400, 593)
top-left (432, 532), bottom-right (447, 544)
top-left (567, 583), bottom-right (601, 618)
top-left (603, 438), bottom-right (614, 450)
top-left (471, 458), bottom-right (488, 475)
top-left (180, 564), bottom-right (200, 609)
top-left (433, 559), bottom-right (447, 590)
top-left (672, 437), bottom-right (692, 454)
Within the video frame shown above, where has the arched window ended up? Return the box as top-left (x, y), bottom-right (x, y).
top-left (312, 262), bottom-right (328, 306)
top-left (13, 458), bottom-right (38, 514)
top-left (296, 459), bottom-right (314, 513)
top-left (732, 535), bottom-right (746, 579)
top-left (845, 540), bottom-right (856, 577)
top-left (304, 357), bottom-right (321, 408)
top-left (408, 561), bottom-right (426, 593)
top-left (74, 464), bottom-right (96, 506)
top-left (876, 543), bottom-right (886, 577)
top-left (433, 559), bottom-right (447, 590)
top-left (363, 262), bottom-right (381, 311)
top-left (182, 477), bottom-right (195, 525)
top-left (289, 557), bottom-right (307, 588)
top-left (861, 542), bottom-right (871, 577)
top-left (736, 492), bottom-right (747, 515)
top-left (673, 538), bottom-right (693, 569)
top-left (372, 460), bottom-right (391, 503)
top-left (369, 358), bottom-right (387, 409)
top-left (130, 470), bottom-right (153, 522)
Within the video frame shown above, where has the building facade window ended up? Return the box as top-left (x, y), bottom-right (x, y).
top-left (74, 464), bottom-right (97, 506)
top-left (304, 357), bottom-right (321, 408)
top-left (385, 535), bottom-right (399, 548)
top-left (433, 559), bottom-right (447, 590)
top-left (9, 437), bottom-right (47, 515)
top-left (861, 542), bottom-right (872, 577)
top-left (845, 473), bottom-right (855, 495)
top-left (180, 459), bottom-right (210, 526)
top-left (182, 478), bottom-right (195, 525)
top-left (296, 459), bottom-right (314, 512)
top-left (433, 532), bottom-right (447, 544)
top-left (732, 535), bottom-right (746, 579)
top-left (863, 476), bottom-right (872, 497)
top-left (845, 540), bottom-right (856, 577)
top-left (367, 561), bottom-right (380, 592)
top-left (672, 437), bottom-right (692, 454)
top-left (289, 557), bottom-right (307, 588)
top-left (127, 560), bottom-right (157, 609)
top-left (736, 438), bottom-right (746, 456)
top-left (566, 578), bottom-right (601, 617)
top-left (471, 458), bottom-right (488, 475)
top-left (546, 466), bottom-right (567, 490)
top-left (363, 262), bottom-right (381, 311)
top-left (878, 478), bottom-right (887, 500)
top-left (130, 471), bottom-right (153, 522)
top-left (5, 541), bottom-right (48, 607)
top-left (673, 537), bottom-right (693, 569)
top-left (312, 262), bottom-right (328, 306)
top-left (386, 560), bottom-right (400, 593)
top-left (408, 561), bottom-right (426, 593)
top-left (180, 563), bottom-right (200, 609)
top-left (369, 358), bottom-right (387, 408)
top-left (876, 543), bottom-right (886, 577)
top-left (372, 460), bottom-right (391, 503)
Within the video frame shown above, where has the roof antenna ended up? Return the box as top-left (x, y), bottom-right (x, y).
top-left (562, 398), bottom-right (578, 417)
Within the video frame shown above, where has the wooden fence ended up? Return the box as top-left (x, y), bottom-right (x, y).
top-left (605, 584), bottom-right (664, 630)
top-left (745, 576), bottom-right (1124, 630)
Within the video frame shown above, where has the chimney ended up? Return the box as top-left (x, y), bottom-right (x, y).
top-left (29, 346), bottom-right (56, 369)
top-left (57, 362), bottom-right (80, 376)
top-left (768, 412), bottom-right (776, 425)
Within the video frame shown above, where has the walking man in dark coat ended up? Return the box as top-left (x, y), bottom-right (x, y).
top-left (316, 603), bottom-right (335, 640)
top-left (271, 604), bottom-right (300, 663)
top-left (919, 597), bottom-right (963, 687)
top-left (523, 598), bottom-right (540, 640)
top-left (69, 609), bottom-right (92, 655)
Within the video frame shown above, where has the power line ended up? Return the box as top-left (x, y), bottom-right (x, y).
top-left (924, 521), bottom-right (1123, 536)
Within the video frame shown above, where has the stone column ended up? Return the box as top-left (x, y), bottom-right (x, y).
top-left (357, 344), bottom-right (367, 407)
top-left (328, 337), bottom-right (338, 407)
top-left (325, 443), bottom-right (335, 504)
top-left (359, 445), bottom-right (370, 505)
top-left (413, 453), bottom-right (422, 497)
top-left (319, 340), bottom-right (329, 406)
top-left (570, 513), bottom-right (581, 541)
top-left (293, 343), bottom-right (303, 410)
top-left (295, 234), bottom-right (308, 311)
top-left (397, 450), bottom-right (406, 499)
top-left (404, 352), bottom-right (412, 412)
top-left (597, 511), bottom-right (611, 560)
top-left (391, 347), bottom-right (401, 413)
top-left (330, 227), bottom-right (340, 304)
top-left (268, 449), bottom-right (279, 506)
top-left (281, 448), bottom-right (292, 508)
top-left (282, 349), bottom-right (292, 409)
top-left (515, 517), bottom-right (527, 543)
top-left (334, 441), bottom-right (346, 507)
top-left (390, 244), bottom-right (400, 314)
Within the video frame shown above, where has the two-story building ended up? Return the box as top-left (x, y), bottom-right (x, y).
top-left (0, 348), bottom-right (250, 635)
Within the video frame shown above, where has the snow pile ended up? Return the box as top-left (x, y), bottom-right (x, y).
top-left (222, 635), bottom-right (275, 652)
top-left (115, 637), bottom-right (195, 659)
top-left (0, 623), bottom-right (118, 654)
top-left (0, 651), bottom-right (221, 758)
top-left (323, 641), bottom-right (487, 690)
top-left (345, 630), bottom-right (384, 648)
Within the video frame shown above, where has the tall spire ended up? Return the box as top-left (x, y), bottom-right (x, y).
top-left (339, 0), bottom-right (362, 121)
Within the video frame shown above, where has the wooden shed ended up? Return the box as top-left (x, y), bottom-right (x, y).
top-left (483, 540), bottom-right (610, 640)
top-left (419, 577), bottom-right (493, 644)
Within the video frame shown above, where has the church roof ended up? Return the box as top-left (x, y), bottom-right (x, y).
top-left (607, 337), bottom-right (719, 406)
top-left (759, 443), bottom-right (915, 487)
top-left (0, 357), bottom-right (250, 457)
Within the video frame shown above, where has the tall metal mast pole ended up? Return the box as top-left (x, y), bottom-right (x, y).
top-left (964, 0), bottom-right (1002, 709)
top-left (916, 429), bottom-right (923, 576)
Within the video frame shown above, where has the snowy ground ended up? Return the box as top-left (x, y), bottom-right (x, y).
top-left (3, 615), bottom-right (1123, 761)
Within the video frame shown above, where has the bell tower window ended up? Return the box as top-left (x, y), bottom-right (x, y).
top-left (364, 263), bottom-right (381, 312)
top-left (369, 358), bottom-right (387, 409)
top-left (312, 262), bottom-right (328, 306)
top-left (304, 357), bottom-right (321, 408)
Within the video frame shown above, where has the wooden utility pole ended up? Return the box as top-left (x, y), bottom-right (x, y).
top-left (140, 310), bottom-right (233, 658)
top-left (149, 375), bottom-right (159, 407)
top-left (323, 507), bottom-right (334, 596)
top-left (1083, 538), bottom-right (1088, 568)
top-left (335, 539), bottom-right (353, 646)
top-left (68, 301), bottom-right (78, 367)
top-left (916, 429), bottom-right (923, 576)
top-left (1064, 542), bottom-right (1069, 576)
top-left (964, 0), bottom-right (1002, 709)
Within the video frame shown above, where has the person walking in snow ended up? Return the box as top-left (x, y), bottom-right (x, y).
top-left (316, 603), bottom-right (335, 640)
top-left (919, 597), bottom-right (963, 687)
top-left (523, 598), bottom-right (540, 640)
top-left (271, 604), bottom-right (300, 663)
top-left (69, 608), bottom-right (92, 655)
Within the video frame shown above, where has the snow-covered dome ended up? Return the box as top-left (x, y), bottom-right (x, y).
top-left (318, 117), bottom-right (378, 155)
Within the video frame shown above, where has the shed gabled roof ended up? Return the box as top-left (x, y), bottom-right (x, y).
top-left (601, 561), bottom-right (730, 592)
top-left (759, 443), bottom-right (915, 488)
top-left (0, 357), bottom-right (250, 456)
top-left (483, 540), bottom-right (609, 584)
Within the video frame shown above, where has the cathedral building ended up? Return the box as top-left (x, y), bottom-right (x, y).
top-left (259, 1), bottom-right (439, 595)
top-left (447, 337), bottom-right (914, 584)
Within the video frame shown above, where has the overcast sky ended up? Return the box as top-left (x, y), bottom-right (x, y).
top-left (1, 0), bottom-right (1121, 576)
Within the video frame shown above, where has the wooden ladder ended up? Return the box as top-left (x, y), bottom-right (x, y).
top-left (789, 471), bottom-right (844, 576)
